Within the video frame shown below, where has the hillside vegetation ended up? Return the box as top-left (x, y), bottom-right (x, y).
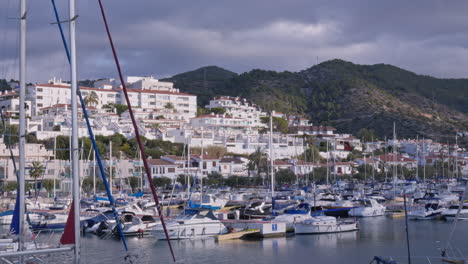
top-left (166, 60), bottom-right (468, 142)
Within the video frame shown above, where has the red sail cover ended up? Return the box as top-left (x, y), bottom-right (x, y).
top-left (60, 200), bottom-right (75, 245)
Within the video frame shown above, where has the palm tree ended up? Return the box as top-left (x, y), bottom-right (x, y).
top-left (84, 91), bottom-right (99, 107)
top-left (29, 161), bottom-right (44, 196)
top-left (248, 147), bottom-right (268, 178)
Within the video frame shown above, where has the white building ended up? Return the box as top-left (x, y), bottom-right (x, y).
top-left (205, 96), bottom-right (266, 128)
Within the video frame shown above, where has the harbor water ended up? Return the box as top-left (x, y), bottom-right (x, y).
top-left (21, 217), bottom-right (467, 264)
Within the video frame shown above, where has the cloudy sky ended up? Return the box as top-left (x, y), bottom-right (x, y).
top-left (1, 0), bottom-right (468, 82)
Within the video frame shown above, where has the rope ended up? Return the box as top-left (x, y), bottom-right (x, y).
top-left (95, 0), bottom-right (176, 261)
top-left (49, 0), bottom-right (128, 251)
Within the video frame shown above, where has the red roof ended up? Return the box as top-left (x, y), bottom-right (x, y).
top-left (191, 154), bottom-right (219, 160)
top-left (273, 160), bottom-right (291, 166)
top-left (147, 159), bottom-right (177, 166)
top-left (192, 114), bottom-right (241, 119)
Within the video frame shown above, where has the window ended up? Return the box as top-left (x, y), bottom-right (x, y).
top-left (203, 162), bottom-right (207, 170)
top-left (168, 168), bottom-right (175, 173)
top-left (37, 96), bottom-right (43, 100)
top-left (212, 161), bottom-right (216, 167)
top-left (37, 88), bottom-right (43, 92)
top-left (107, 94), bottom-right (114, 98)
top-left (37, 104), bottom-right (43, 107)
top-left (47, 169), bottom-right (55, 175)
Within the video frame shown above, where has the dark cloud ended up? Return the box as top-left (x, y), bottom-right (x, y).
top-left (1, 0), bottom-right (468, 82)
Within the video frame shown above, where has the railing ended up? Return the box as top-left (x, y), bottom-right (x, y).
top-left (371, 255), bottom-right (468, 264)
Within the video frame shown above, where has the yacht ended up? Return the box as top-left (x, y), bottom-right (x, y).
top-left (113, 213), bottom-right (159, 236)
top-left (348, 199), bottom-right (386, 217)
top-left (187, 194), bottom-right (229, 210)
top-left (441, 203), bottom-right (468, 220)
top-left (273, 203), bottom-right (312, 228)
top-left (408, 202), bottom-right (445, 220)
top-left (150, 210), bottom-right (228, 240)
top-left (295, 216), bottom-right (359, 234)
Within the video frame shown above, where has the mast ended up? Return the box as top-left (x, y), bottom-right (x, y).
top-left (93, 144), bottom-right (96, 196)
top-left (415, 136), bottom-right (419, 180)
top-left (423, 137), bottom-right (426, 182)
top-left (54, 135), bottom-right (57, 198)
top-left (393, 122), bottom-right (397, 196)
top-left (69, 0), bottom-right (81, 260)
top-left (269, 115), bottom-right (274, 198)
top-left (109, 141), bottom-right (113, 196)
top-left (454, 134), bottom-right (458, 179)
top-left (200, 128), bottom-right (204, 207)
top-left (187, 136), bottom-right (191, 195)
top-left (18, 0), bottom-right (27, 258)
top-left (333, 138), bottom-right (337, 185)
top-left (326, 140), bottom-right (329, 185)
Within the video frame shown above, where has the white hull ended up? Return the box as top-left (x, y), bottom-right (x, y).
top-left (295, 217), bottom-right (358, 234)
top-left (151, 222), bottom-right (228, 240)
top-left (348, 207), bottom-right (385, 217)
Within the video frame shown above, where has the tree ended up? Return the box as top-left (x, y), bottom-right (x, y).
top-left (248, 147), bottom-right (268, 177)
top-left (164, 102), bottom-right (174, 110)
top-left (114, 104), bottom-right (129, 116)
top-left (4, 181), bottom-right (18, 192)
top-left (208, 107), bottom-right (226, 115)
top-left (152, 176), bottom-right (172, 187)
top-left (84, 91), bottom-right (99, 107)
top-left (196, 107), bottom-right (208, 116)
top-left (190, 146), bottom-right (227, 158)
top-left (0, 124), bottom-right (19, 146)
top-left (302, 145), bottom-right (321, 163)
top-left (82, 176), bottom-right (104, 194)
top-left (356, 128), bottom-right (378, 142)
top-left (275, 169), bottom-right (296, 185)
top-left (127, 176), bottom-right (140, 192)
top-left (29, 161), bottom-right (44, 196)
top-left (42, 179), bottom-right (59, 195)
top-left (205, 172), bottom-right (223, 186)
top-left (177, 174), bottom-right (187, 185)
top-left (312, 167), bottom-right (328, 183)
top-left (260, 116), bottom-right (289, 134)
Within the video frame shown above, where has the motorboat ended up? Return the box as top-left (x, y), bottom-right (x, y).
top-left (187, 194), bottom-right (228, 210)
top-left (111, 213), bottom-right (159, 236)
top-left (348, 199), bottom-right (386, 217)
top-left (408, 202), bottom-right (445, 220)
top-left (294, 216), bottom-right (359, 234)
top-left (441, 203), bottom-right (468, 220)
top-left (150, 210), bottom-right (227, 240)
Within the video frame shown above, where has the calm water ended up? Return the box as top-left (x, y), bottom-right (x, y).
top-left (5, 218), bottom-right (468, 263)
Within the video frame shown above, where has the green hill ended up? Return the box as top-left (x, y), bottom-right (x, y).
top-left (163, 60), bottom-right (468, 142)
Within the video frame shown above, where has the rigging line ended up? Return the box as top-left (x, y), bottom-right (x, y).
top-left (95, 0), bottom-right (176, 261)
top-left (49, 0), bottom-right (128, 251)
